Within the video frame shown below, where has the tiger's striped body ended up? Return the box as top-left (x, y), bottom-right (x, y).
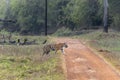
top-left (43, 43), bottom-right (68, 55)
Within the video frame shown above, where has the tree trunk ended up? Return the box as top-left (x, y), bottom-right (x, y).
top-left (103, 0), bottom-right (109, 33)
top-left (45, 0), bottom-right (48, 36)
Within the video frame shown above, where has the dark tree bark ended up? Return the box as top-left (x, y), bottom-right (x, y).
top-left (45, 0), bottom-right (48, 36)
top-left (0, 19), bottom-right (16, 23)
top-left (103, 0), bottom-right (109, 33)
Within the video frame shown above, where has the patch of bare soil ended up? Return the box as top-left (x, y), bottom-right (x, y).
top-left (54, 38), bottom-right (120, 80)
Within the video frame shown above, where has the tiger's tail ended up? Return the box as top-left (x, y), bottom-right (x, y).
top-left (42, 40), bottom-right (47, 44)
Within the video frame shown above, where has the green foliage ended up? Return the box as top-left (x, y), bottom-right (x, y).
top-left (0, 0), bottom-right (102, 34)
top-left (0, 29), bottom-right (10, 35)
top-left (64, 0), bottom-right (102, 29)
top-left (11, 0), bottom-right (45, 34)
top-left (0, 0), bottom-right (120, 34)
top-left (0, 0), bottom-right (6, 18)
top-left (108, 0), bottom-right (120, 30)
top-left (53, 27), bottom-right (73, 36)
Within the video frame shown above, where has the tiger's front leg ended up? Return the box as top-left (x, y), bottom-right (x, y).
top-left (55, 50), bottom-right (57, 54)
top-left (61, 48), bottom-right (65, 54)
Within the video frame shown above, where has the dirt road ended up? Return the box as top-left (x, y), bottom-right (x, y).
top-left (55, 38), bottom-right (120, 80)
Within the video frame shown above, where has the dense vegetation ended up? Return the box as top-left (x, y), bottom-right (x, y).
top-left (0, 0), bottom-right (119, 35)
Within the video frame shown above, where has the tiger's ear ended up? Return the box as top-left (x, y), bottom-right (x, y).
top-left (65, 42), bottom-right (67, 44)
top-left (64, 42), bottom-right (67, 44)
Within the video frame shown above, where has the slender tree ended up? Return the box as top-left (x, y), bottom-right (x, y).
top-left (45, 0), bottom-right (48, 36)
top-left (103, 0), bottom-right (109, 33)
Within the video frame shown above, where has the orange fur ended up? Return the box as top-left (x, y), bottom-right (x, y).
top-left (43, 43), bottom-right (68, 55)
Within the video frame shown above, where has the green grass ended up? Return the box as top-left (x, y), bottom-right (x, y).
top-left (0, 36), bottom-right (65, 80)
top-left (75, 30), bottom-right (120, 52)
top-left (0, 55), bottom-right (64, 80)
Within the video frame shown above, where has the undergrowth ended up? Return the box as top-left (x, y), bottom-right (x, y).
top-left (0, 36), bottom-right (65, 80)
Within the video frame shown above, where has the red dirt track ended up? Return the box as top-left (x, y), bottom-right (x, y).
top-left (55, 38), bottom-right (120, 80)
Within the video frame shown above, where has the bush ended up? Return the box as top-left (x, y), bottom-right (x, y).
top-left (53, 27), bottom-right (73, 36)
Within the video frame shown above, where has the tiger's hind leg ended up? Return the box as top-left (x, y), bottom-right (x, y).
top-left (54, 50), bottom-right (57, 54)
top-left (43, 50), bottom-right (50, 56)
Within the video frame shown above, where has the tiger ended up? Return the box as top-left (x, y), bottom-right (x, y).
top-left (43, 43), bottom-right (68, 55)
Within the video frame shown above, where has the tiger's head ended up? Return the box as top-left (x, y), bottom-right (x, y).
top-left (62, 43), bottom-right (68, 48)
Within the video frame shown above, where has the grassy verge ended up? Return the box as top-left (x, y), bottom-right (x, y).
top-left (0, 36), bottom-right (65, 80)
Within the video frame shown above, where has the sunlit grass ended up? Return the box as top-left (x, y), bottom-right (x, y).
top-left (0, 55), bottom-right (64, 80)
top-left (0, 36), bottom-right (65, 80)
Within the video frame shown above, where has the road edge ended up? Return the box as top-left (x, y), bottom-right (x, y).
top-left (80, 40), bottom-right (120, 78)
top-left (60, 54), bottom-right (67, 80)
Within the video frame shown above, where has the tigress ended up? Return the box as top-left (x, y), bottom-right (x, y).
top-left (43, 43), bottom-right (68, 55)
